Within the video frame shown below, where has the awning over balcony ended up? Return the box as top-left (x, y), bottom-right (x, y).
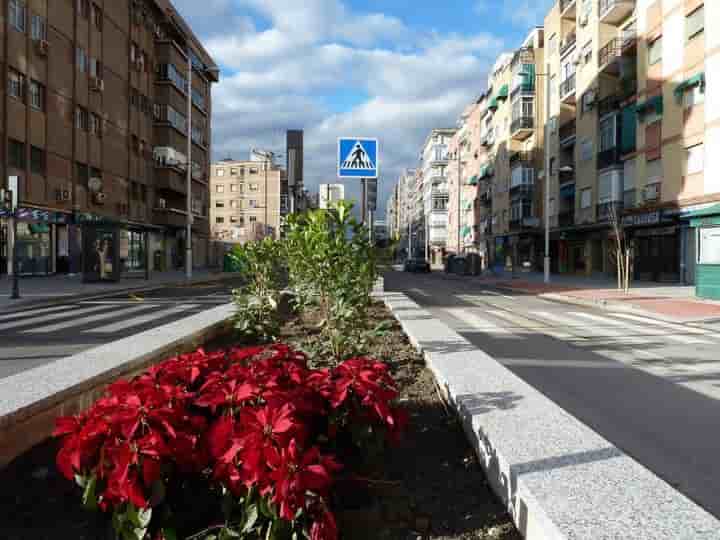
top-left (463, 200), bottom-right (473, 210)
top-left (621, 104), bottom-right (637, 154)
top-left (461, 226), bottom-right (472, 237)
top-left (518, 64), bottom-right (535, 92)
top-left (497, 84), bottom-right (509, 100)
top-left (488, 96), bottom-right (499, 110)
top-left (467, 175), bottom-right (479, 186)
top-left (479, 164), bottom-right (493, 178)
top-left (674, 72), bottom-right (705, 101)
top-left (687, 203), bottom-right (720, 227)
top-left (637, 95), bottom-right (663, 120)
top-left (559, 183), bottom-right (576, 199)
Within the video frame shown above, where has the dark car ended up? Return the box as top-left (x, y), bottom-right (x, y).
top-left (404, 258), bottom-right (431, 273)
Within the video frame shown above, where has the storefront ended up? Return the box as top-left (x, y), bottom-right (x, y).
top-left (623, 210), bottom-right (680, 283)
top-left (686, 204), bottom-right (720, 300)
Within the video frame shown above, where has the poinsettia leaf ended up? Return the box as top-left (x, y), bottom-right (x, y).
top-left (219, 528), bottom-right (241, 540)
top-left (161, 528), bottom-right (178, 540)
top-left (74, 473), bottom-right (88, 488)
top-left (82, 474), bottom-right (98, 511)
top-left (242, 505), bottom-right (258, 534)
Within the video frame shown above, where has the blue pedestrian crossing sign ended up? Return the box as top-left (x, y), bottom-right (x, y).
top-left (338, 137), bottom-right (378, 179)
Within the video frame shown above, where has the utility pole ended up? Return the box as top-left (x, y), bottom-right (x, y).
top-left (544, 60), bottom-right (551, 283)
top-left (185, 49), bottom-right (193, 281)
top-left (361, 178), bottom-right (367, 225)
top-left (457, 144), bottom-right (462, 256)
top-left (264, 154), bottom-right (269, 237)
top-left (2, 182), bottom-right (19, 299)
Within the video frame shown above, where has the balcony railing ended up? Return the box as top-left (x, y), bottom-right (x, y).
top-left (511, 117), bottom-right (534, 139)
top-left (560, 0), bottom-right (577, 17)
top-left (509, 183), bottom-right (534, 199)
top-left (598, 36), bottom-right (636, 74)
top-left (559, 121), bottom-right (576, 145)
top-left (597, 94), bottom-right (620, 117)
top-left (599, 0), bottom-right (635, 25)
top-left (560, 32), bottom-right (577, 57)
top-left (509, 151), bottom-right (535, 164)
top-left (560, 73), bottom-right (576, 103)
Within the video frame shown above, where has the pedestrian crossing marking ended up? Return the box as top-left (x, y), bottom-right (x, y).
top-left (0, 304), bottom-right (70, 322)
top-left (0, 304), bottom-right (110, 332)
top-left (341, 141), bottom-right (375, 170)
top-left (24, 304), bottom-right (156, 334)
top-left (85, 304), bottom-right (199, 333)
top-left (611, 312), bottom-right (709, 336)
top-left (444, 308), bottom-right (515, 336)
top-left (573, 312), bottom-right (712, 345)
top-left (489, 309), bottom-right (577, 340)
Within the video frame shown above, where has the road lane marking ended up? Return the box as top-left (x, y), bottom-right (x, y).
top-left (444, 308), bottom-right (515, 336)
top-left (24, 305), bottom-right (156, 334)
top-left (408, 288), bottom-right (431, 297)
top-left (573, 312), bottom-right (712, 345)
top-left (85, 304), bottom-right (199, 333)
top-left (0, 305), bottom-right (111, 332)
top-left (611, 312), bottom-right (710, 336)
top-left (488, 309), bottom-right (577, 340)
top-left (0, 304), bottom-right (74, 322)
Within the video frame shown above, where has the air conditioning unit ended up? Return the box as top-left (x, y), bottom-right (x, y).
top-left (35, 39), bottom-right (49, 56)
top-left (158, 198), bottom-right (167, 209)
top-left (93, 192), bottom-right (107, 204)
top-left (644, 184), bottom-right (659, 202)
top-left (56, 189), bottom-right (70, 202)
top-left (90, 76), bottom-right (104, 92)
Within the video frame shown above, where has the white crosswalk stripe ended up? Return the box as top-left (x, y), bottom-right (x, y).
top-left (24, 304), bottom-right (157, 334)
top-left (85, 304), bottom-right (199, 333)
top-left (0, 304), bottom-right (111, 332)
top-left (611, 312), bottom-right (710, 336)
top-left (444, 308), bottom-right (515, 336)
top-left (572, 312), bottom-right (713, 345)
top-left (489, 310), bottom-right (577, 340)
top-left (0, 304), bottom-right (73, 322)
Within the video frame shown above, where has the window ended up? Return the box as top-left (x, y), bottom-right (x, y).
top-left (75, 106), bottom-right (89, 130)
top-left (230, 168), bottom-right (238, 176)
top-left (249, 183), bottom-right (259, 191)
top-left (156, 63), bottom-right (188, 93)
top-left (599, 116), bottom-right (616, 152)
top-left (28, 80), bottom-right (44, 110)
top-left (598, 170), bottom-right (622, 203)
top-left (549, 75), bottom-right (557, 99)
top-left (698, 227), bottom-right (720, 264)
top-left (684, 84), bottom-right (705, 108)
top-left (9, 139), bottom-right (25, 169)
top-left (90, 113), bottom-right (102, 136)
top-left (648, 37), bottom-right (662, 66)
top-left (647, 158), bottom-right (663, 183)
top-left (8, 68), bottom-right (25, 101)
top-left (216, 217), bottom-right (224, 224)
top-left (581, 90), bottom-right (595, 114)
top-left (230, 216), bottom-right (238, 223)
top-left (31, 14), bottom-right (46, 40)
top-left (77, 46), bottom-right (88, 73)
top-left (686, 6), bottom-right (704, 41)
top-left (76, 162), bottom-right (89, 185)
top-left (549, 157), bottom-right (556, 177)
top-left (582, 41), bottom-right (592, 65)
top-left (249, 200), bottom-right (258, 208)
top-left (30, 146), bottom-right (45, 175)
top-left (215, 201), bottom-right (225, 208)
top-left (9, 0), bottom-right (26, 32)
top-left (91, 3), bottom-right (102, 30)
top-left (89, 58), bottom-right (103, 78)
top-left (77, 0), bottom-right (89, 18)
top-left (580, 188), bottom-right (592, 209)
top-left (230, 200), bottom-right (239, 209)
top-left (230, 184), bottom-right (238, 192)
top-left (249, 167), bottom-right (259, 175)
top-left (548, 34), bottom-right (557, 56)
top-left (249, 216), bottom-right (257, 223)
top-left (580, 138), bottom-right (593, 161)
top-left (216, 168), bottom-right (225, 177)
top-left (216, 184), bottom-right (225, 193)
top-left (685, 144), bottom-right (704, 176)
top-left (130, 42), bottom-right (137, 62)
top-left (549, 198), bottom-right (556, 216)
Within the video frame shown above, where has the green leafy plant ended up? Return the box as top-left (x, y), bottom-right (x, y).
top-left (228, 238), bottom-right (286, 343)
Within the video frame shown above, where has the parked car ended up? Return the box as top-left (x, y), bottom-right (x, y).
top-left (404, 258), bottom-right (431, 273)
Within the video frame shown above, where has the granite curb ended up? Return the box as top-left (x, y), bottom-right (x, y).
top-left (382, 291), bottom-right (720, 539)
top-left (0, 303), bottom-right (235, 467)
top-left (0, 273), bottom-right (242, 315)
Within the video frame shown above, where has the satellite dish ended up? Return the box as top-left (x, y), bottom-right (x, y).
top-left (88, 177), bottom-right (103, 193)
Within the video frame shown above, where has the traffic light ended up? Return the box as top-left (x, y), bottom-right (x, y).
top-left (366, 178), bottom-right (378, 212)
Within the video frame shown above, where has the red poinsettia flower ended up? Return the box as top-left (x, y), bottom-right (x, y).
top-left (310, 505), bottom-right (339, 540)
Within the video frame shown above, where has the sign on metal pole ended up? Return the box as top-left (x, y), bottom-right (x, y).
top-left (338, 138), bottom-right (378, 179)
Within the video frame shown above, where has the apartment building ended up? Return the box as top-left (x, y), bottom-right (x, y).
top-left (542, 0), bottom-right (714, 284)
top-left (210, 156), bottom-right (285, 244)
top-left (385, 183), bottom-right (398, 241)
top-left (417, 128), bottom-right (456, 265)
top-left (318, 183), bottom-right (344, 209)
top-left (0, 0), bottom-right (218, 281)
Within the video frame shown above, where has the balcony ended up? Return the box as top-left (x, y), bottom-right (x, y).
top-left (560, 32), bottom-right (577, 58)
top-left (560, 73), bottom-right (577, 104)
top-left (599, 0), bottom-right (635, 26)
top-left (560, 0), bottom-right (577, 19)
top-left (597, 94), bottom-right (620, 118)
top-left (509, 151), bottom-right (535, 165)
top-left (481, 132), bottom-right (495, 147)
top-left (509, 216), bottom-right (540, 231)
top-left (153, 207), bottom-right (207, 230)
top-left (558, 210), bottom-right (575, 228)
top-left (597, 147), bottom-right (621, 170)
top-left (596, 201), bottom-right (624, 222)
top-left (559, 121), bottom-right (576, 148)
top-left (511, 116), bottom-right (534, 140)
top-left (480, 190), bottom-right (492, 207)
top-left (598, 35), bottom-right (637, 75)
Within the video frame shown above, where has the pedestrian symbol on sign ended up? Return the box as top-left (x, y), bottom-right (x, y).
top-left (337, 138), bottom-right (379, 178)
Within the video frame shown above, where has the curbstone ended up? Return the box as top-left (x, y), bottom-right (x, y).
top-left (0, 303), bottom-right (235, 468)
top-left (382, 291), bottom-right (720, 540)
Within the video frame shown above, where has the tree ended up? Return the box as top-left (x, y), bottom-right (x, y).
top-left (608, 203), bottom-right (631, 293)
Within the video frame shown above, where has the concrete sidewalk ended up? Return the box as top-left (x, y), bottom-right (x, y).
top-left (465, 270), bottom-right (720, 323)
top-left (0, 269), bottom-right (240, 312)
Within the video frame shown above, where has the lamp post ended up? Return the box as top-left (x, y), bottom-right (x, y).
top-left (185, 50), bottom-right (193, 281)
top-left (543, 60), bottom-right (551, 284)
top-left (456, 143), bottom-right (462, 256)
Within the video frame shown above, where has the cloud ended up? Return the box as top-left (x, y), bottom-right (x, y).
top-left (474, 0), bottom-right (554, 28)
top-left (172, 0), bottom-right (508, 214)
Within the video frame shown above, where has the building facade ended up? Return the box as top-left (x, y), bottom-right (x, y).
top-left (210, 155), bottom-right (285, 244)
top-left (318, 183), bottom-right (345, 209)
top-left (0, 0), bottom-right (218, 280)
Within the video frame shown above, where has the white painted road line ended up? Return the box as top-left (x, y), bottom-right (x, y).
top-left (611, 312), bottom-right (711, 336)
top-left (24, 305), bottom-right (156, 334)
top-left (85, 304), bottom-right (199, 333)
top-left (0, 304), bottom-right (73, 322)
top-left (489, 309), bottom-right (577, 340)
top-left (573, 312), bottom-right (712, 345)
top-left (444, 308), bottom-right (516, 336)
top-left (0, 305), bottom-right (111, 332)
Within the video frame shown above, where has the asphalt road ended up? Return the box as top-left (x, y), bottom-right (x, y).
top-left (384, 269), bottom-right (720, 518)
top-left (0, 279), bottom-right (243, 380)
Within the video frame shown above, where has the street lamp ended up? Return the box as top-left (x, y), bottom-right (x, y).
top-left (185, 50), bottom-right (193, 281)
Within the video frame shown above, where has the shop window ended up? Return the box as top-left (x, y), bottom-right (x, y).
top-left (686, 6), bottom-right (704, 42)
top-left (29, 80), bottom-right (45, 111)
top-left (698, 228), bottom-right (720, 265)
top-left (8, 68), bottom-right (25, 101)
top-left (30, 146), bottom-right (45, 175)
top-left (121, 230), bottom-right (146, 272)
top-left (9, 139), bottom-right (26, 169)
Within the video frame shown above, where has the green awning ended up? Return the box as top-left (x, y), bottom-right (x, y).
top-left (463, 200), bottom-right (473, 210)
top-left (488, 97), bottom-right (499, 110)
top-left (461, 226), bottom-right (472, 237)
top-left (637, 95), bottom-right (663, 120)
top-left (674, 72), bottom-right (705, 101)
top-left (479, 164), bottom-right (494, 178)
top-left (497, 84), bottom-right (509, 100)
top-left (518, 64), bottom-right (535, 92)
top-left (621, 104), bottom-right (637, 154)
top-left (29, 223), bottom-right (50, 234)
top-left (467, 175), bottom-right (479, 186)
top-left (687, 204), bottom-right (720, 227)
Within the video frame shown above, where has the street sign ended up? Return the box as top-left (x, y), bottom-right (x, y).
top-left (338, 138), bottom-right (378, 179)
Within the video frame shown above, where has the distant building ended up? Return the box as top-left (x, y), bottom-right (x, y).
top-left (374, 220), bottom-right (389, 245)
top-left (210, 155), bottom-right (286, 244)
top-left (318, 184), bottom-right (345, 209)
top-left (286, 130), bottom-right (304, 214)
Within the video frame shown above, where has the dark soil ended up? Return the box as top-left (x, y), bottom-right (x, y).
top-left (0, 302), bottom-right (519, 540)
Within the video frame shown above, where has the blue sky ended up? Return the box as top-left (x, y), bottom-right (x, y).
top-left (172, 0), bottom-right (554, 214)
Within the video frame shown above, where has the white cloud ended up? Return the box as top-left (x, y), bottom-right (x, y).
top-left (172, 0), bottom-right (508, 213)
top-left (475, 0), bottom-right (554, 28)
